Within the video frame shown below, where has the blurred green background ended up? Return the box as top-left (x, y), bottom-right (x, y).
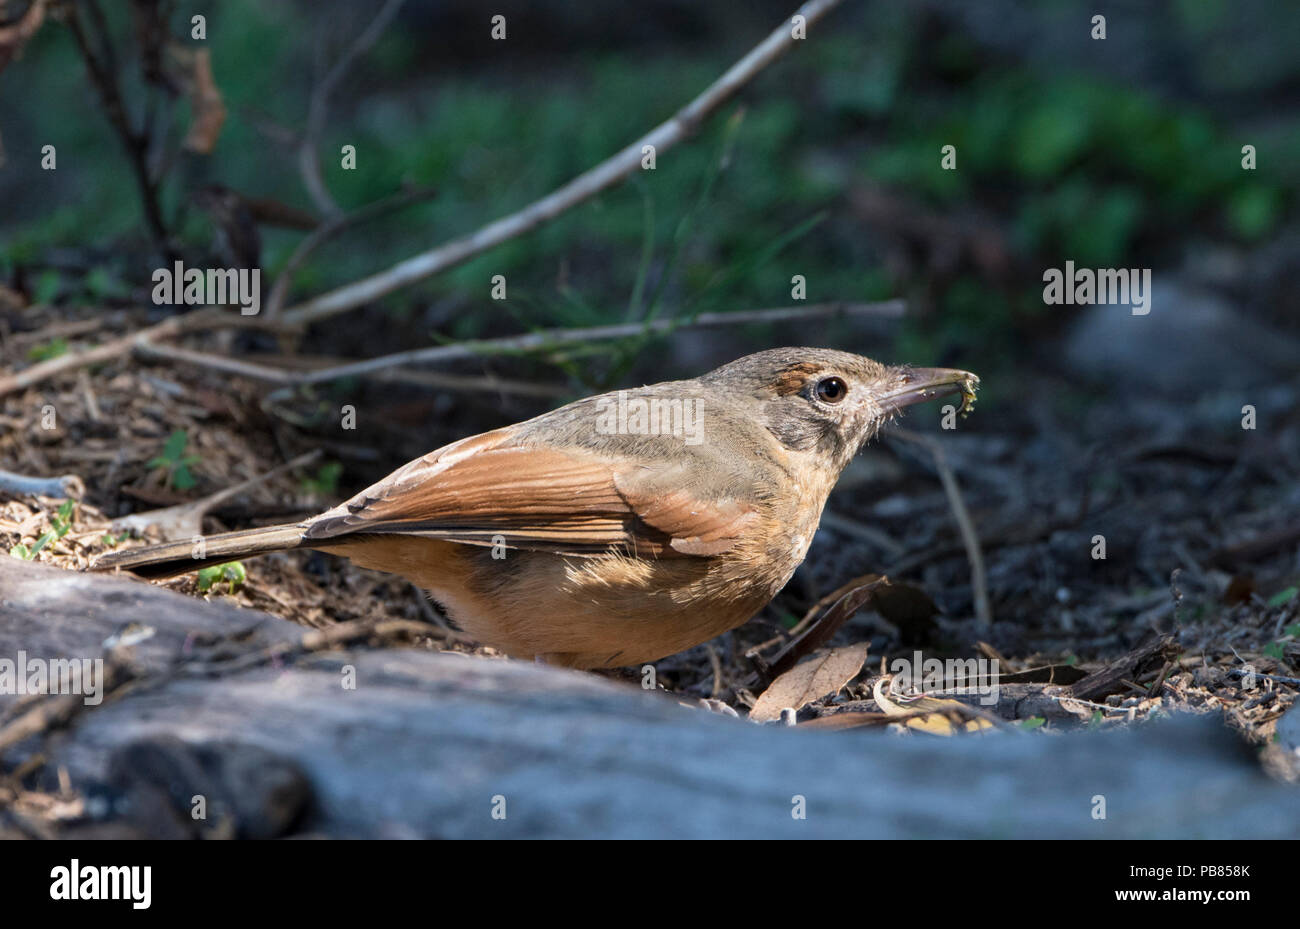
top-left (1, 0), bottom-right (1296, 394)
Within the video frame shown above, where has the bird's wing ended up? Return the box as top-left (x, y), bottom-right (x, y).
top-left (301, 428), bottom-right (758, 558)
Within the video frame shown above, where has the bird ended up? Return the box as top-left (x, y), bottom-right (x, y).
top-left (94, 347), bottom-right (978, 669)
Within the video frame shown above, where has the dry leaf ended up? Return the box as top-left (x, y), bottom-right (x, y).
top-left (799, 711), bottom-right (894, 731)
top-left (870, 579), bottom-right (940, 637)
top-left (170, 45), bottom-right (226, 153)
top-left (873, 676), bottom-right (995, 736)
top-left (750, 642), bottom-right (867, 722)
top-left (767, 574), bottom-right (886, 677)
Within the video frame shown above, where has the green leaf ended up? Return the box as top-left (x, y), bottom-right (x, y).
top-left (1013, 105), bottom-right (1091, 179)
top-left (197, 561), bottom-right (246, 594)
top-left (52, 499), bottom-right (75, 538)
top-left (172, 464), bottom-right (197, 491)
top-left (26, 337), bottom-right (68, 362)
top-left (1265, 587), bottom-right (1298, 608)
top-left (1226, 186), bottom-right (1281, 241)
top-left (301, 461), bottom-right (343, 496)
top-left (1262, 642), bottom-right (1286, 660)
top-left (196, 565), bottom-right (219, 591)
top-left (9, 543), bottom-right (32, 560)
top-left (221, 562), bottom-right (247, 590)
top-left (161, 429), bottom-right (189, 462)
top-left (32, 269), bottom-right (60, 305)
top-left (1019, 717), bottom-right (1046, 731)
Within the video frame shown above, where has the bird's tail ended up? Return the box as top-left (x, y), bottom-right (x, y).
top-left (91, 523), bottom-right (308, 580)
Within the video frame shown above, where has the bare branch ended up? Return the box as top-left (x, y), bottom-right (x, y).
top-left (137, 300), bottom-right (902, 388)
top-left (0, 0), bottom-right (49, 73)
top-left (135, 342), bottom-right (570, 398)
top-left (298, 0), bottom-right (407, 217)
top-left (890, 427), bottom-right (992, 630)
top-left (63, 0), bottom-right (171, 253)
top-left (265, 184), bottom-right (438, 318)
top-left (0, 311), bottom-right (283, 399)
top-left (281, 0), bottom-right (847, 327)
top-left (0, 469), bottom-right (83, 499)
top-left (111, 450), bottom-right (321, 540)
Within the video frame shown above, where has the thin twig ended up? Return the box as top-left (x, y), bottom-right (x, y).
top-left (764, 575), bottom-right (888, 679)
top-left (0, 0), bottom-right (49, 73)
top-left (281, 301), bottom-right (901, 385)
top-left (131, 339), bottom-right (299, 384)
top-left (133, 338), bottom-right (566, 398)
top-left (298, 0), bottom-right (407, 217)
top-left (265, 184), bottom-right (438, 318)
top-left (1229, 669), bottom-right (1300, 688)
top-left (255, 353), bottom-right (569, 398)
top-left (137, 300), bottom-right (901, 389)
top-left (0, 313), bottom-right (186, 397)
top-left (0, 469), bottom-right (84, 499)
top-left (111, 450), bottom-right (321, 540)
top-left (6, 315), bottom-right (117, 345)
top-left (890, 427), bottom-right (992, 630)
top-left (820, 510), bottom-right (904, 556)
top-left (0, 310), bottom-right (285, 399)
top-left (281, 0), bottom-right (847, 327)
top-left (63, 0), bottom-right (171, 253)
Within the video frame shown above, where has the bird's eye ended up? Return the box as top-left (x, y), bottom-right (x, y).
top-left (815, 376), bottom-right (848, 403)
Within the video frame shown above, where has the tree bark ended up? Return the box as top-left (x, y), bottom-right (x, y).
top-left (0, 558), bottom-right (1294, 838)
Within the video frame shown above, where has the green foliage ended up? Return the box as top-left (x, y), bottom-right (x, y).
top-left (27, 337), bottom-right (68, 362)
top-left (1260, 614), bottom-right (1300, 661)
top-left (3, 2), bottom-right (1293, 382)
top-left (197, 561), bottom-right (247, 595)
top-left (1227, 186), bottom-right (1284, 240)
top-left (1266, 587), bottom-right (1298, 608)
top-left (9, 500), bottom-right (75, 560)
top-left (300, 462), bottom-right (344, 497)
top-left (147, 429), bottom-right (201, 491)
top-left (31, 270), bottom-right (61, 305)
top-left (84, 266), bottom-right (128, 300)
top-left (1012, 98), bottom-right (1093, 180)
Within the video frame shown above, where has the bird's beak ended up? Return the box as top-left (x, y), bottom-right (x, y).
top-left (881, 367), bottom-right (980, 414)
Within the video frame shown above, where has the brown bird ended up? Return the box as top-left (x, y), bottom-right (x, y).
top-left (94, 348), bottom-right (977, 669)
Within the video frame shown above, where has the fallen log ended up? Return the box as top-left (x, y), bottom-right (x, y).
top-left (0, 558), bottom-right (1295, 838)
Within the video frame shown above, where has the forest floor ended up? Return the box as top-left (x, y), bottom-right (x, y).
top-left (3, 300), bottom-right (1297, 782)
